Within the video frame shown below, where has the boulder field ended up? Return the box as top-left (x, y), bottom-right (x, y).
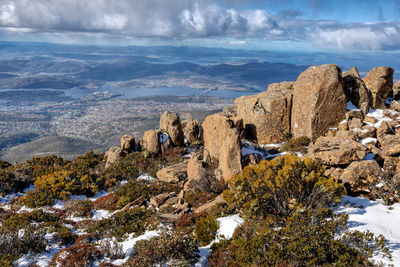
top-left (105, 64), bottom-right (400, 215)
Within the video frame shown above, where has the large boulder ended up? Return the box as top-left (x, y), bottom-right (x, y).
top-left (267, 81), bottom-right (295, 92)
top-left (218, 128), bottom-right (243, 183)
top-left (202, 113), bottom-right (240, 160)
top-left (187, 153), bottom-right (207, 181)
top-left (121, 135), bottom-right (135, 152)
top-left (307, 136), bottom-right (368, 165)
top-left (234, 81), bottom-right (293, 144)
top-left (182, 119), bottom-right (203, 144)
top-left (150, 192), bottom-right (175, 208)
top-left (156, 161), bottom-right (188, 183)
top-left (160, 111), bottom-right (184, 147)
top-left (291, 64), bottom-right (347, 140)
top-left (342, 66), bottom-right (371, 111)
top-left (340, 161), bottom-right (382, 194)
top-left (378, 134), bottom-right (400, 158)
top-left (141, 130), bottom-right (161, 154)
top-left (105, 146), bottom-right (121, 168)
top-left (202, 113), bottom-right (243, 182)
top-left (393, 79), bottom-right (400, 99)
top-left (195, 195), bottom-right (226, 215)
top-left (363, 67), bottom-right (394, 109)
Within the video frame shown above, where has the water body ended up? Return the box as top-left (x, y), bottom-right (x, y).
top-left (0, 85), bottom-right (260, 103)
top-left (64, 85), bottom-right (259, 99)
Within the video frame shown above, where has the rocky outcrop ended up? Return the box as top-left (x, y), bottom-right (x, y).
top-left (340, 161), bottom-right (382, 194)
top-left (105, 146), bottom-right (121, 168)
top-left (187, 152), bottom-right (207, 181)
top-left (194, 194), bottom-right (226, 215)
top-left (291, 64), bottom-right (347, 140)
top-left (342, 66), bottom-right (371, 113)
top-left (307, 136), bottom-right (368, 165)
top-left (141, 130), bottom-right (161, 154)
top-left (150, 192), bottom-right (175, 208)
top-left (182, 119), bottom-right (203, 144)
top-left (393, 80), bottom-right (400, 99)
top-left (160, 111), bottom-right (184, 147)
top-left (363, 67), bottom-right (394, 109)
top-left (203, 113), bottom-right (241, 160)
top-left (218, 128), bottom-right (243, 182)
top-left (202, 113), bottom-right (243, 182)
top-left (234, 81), bottom-right (293, 144)
top-left (156, 161), bottom-right (188, 183)
top-left (121, 135), bottom-right (135, 152)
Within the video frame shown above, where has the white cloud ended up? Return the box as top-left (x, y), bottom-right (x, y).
top-left (311, 23), bottom-right (400, 50)
top-left (1, 0), bottom-right (400, 51)
top-left (0, 0), bottom-right (280, 38)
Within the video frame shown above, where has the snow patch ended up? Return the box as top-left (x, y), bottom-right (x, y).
top-left (337, 196), bottom-right (400, 265)
top-left (362, 153), bottom-right (376, 161)
top-left (92, 209), bottom-right (112, 220)
top-left (137, 174), bottom-right (155, 181)
top-left (216, 215), bottom-right (244, 240)
top-left (112, 230), bottom-right (159, 266)
top-left (366, 109), bottom-right (394, 128)
top-left (160, 133), bottom-right (169, 144)
top-left (346, 101), bottom-right (361, 111)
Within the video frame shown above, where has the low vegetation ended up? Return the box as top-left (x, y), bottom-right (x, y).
top-left (126, 229), bottom-right (200, 267)
top-left (223, 154), bottom-right (344, 220)
top-left (0, 151), bottom-right (393, 266)
top-left (209, 208), bottom-right (390, 266)
top-left (194, 215), bottom-right (219, 245)
top-left (281, 136), bottom-right (311, 153)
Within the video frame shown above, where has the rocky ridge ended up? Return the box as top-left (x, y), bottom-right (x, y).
top-left (106, 63), bottom-right (400, 217)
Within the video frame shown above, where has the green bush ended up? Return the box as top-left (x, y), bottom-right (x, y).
top-left (209, 208), bottom-right (390, 266)
top-left (223, 154), bottom-right (344, 220)
top-left (0, 155), bottom-right (69, 194)
top-left (100, 153), bottom-right (140, 189)
top-left (64, 151), bottom-right (103, 176)
top-left (126, 229), bottom-right (199, 267)
top-left (20, 189), bottom-right (56, 208)
top-left (0, 169), bottom-right (18, 193)
top-left (281, 136), bottom-right (311, 153)
top-left (26, 154), bottom-right (67, 178)
top-left (65, 199), bottom-right (93, 218)
top-left (0, 160), bottom-right (11, 170)
top-left (55, 225), bottom-right (77, 245)
top-left (35, 169), bottom-right (98, 199)
top-left (88, 207), bottom-right (153, 241)
top-left (0, 225), bottom-right (47, 263)
top-left (2, 210), bottom-right (58, 231)
top-left (194, 215), bottom-right (219, 246)
top-left (115, 180), bottom-right (152, 208)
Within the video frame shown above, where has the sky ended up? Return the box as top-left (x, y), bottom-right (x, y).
top-left (1, 0), bottom-right (400, 52)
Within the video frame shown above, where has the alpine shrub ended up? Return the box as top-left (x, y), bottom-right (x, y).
top-left (223, 154), bottom-right (344, 220)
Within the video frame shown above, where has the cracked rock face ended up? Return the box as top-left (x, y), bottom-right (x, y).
top-left (307, 136), bottom-right (368, 166)
top-left (202, 113), bottom-right (243, 182)
top-left (160, 111), bottom-right (184, 147)
top-left (234, 81), bottom-right (293, 144)
top-left (363, 67), bottom-right (394, 109)
top-left (291, 64), bottom-right (347, 140)
top-left (142, 130), bottom-right (161, 154)
top-left (340, 161), bottom-right (382, 194)
top-left (342, 66), bottom-right (372, 113)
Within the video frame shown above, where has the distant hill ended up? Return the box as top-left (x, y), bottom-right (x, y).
top-left (0, 136), bottom-right (105, 163)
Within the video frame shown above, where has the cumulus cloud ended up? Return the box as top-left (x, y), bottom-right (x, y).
top-left (311, 23), bottom-right (400, 50)
top-left (1, 0), bottom-right (400, 51)
top-left (0, 0), bottom-right (282, 38)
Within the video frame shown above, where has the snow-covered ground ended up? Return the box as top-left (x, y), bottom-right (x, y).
top-left (196, 215), bottom-right (244, 267)
top-left (337, 196), bottom-right (400, 266)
